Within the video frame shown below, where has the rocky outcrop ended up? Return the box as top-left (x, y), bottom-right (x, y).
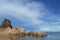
top-left (24, 30), bottom-right (30, 36)
top-left (0, 19), bottom-right (48, 38)
top-left (1, 19), bottom-right (12, 29)
top-left (9, 27), bottom-right (24, 34)
top-left (18, 27), bottom-right (24, 34)
top-left (31, 32), bottom-right (48, 37)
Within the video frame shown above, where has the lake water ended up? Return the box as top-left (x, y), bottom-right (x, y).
top-left (44, 32), bottom-right (60, 40)
top-left (17, 32), bottom-right (60, 40)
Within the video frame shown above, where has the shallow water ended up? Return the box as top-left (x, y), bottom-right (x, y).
top-left (17, 36), bottom-right (44, 40)
top-left (17, 32), bottom-right (60, 40)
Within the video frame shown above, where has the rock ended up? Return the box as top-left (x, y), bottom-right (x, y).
top-left (17, 28), bottom-right (25, 37)
top-left (0, 28), bottom-right (5, 32)
top-left (9, 27), bottom-right (25, 37)
top-left (24, 30), bottom-right (30, 36)
top-left (1, 19), bottom-right (12, 29)
top-left (0, 19), bottom-right (48, 38)
top-left (9, 27), bottom-right (19, 35)
top-left (4, 27), bottom-right (12, 33)
top-left (0, 25), bottom-right (1, 27)
top-left (18, 28), bottom-right (24, 34)
top-left (31, 32), bottom-right (48, 37)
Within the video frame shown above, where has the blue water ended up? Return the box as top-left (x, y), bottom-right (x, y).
top-left (17, 32), bottom-right (60, 40)
top-left (44, 32), bottom-right (60, 40)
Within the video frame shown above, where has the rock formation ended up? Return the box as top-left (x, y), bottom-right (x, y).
top-left (0, 19), bottom-right (48, 39)
top-left (24, 30), bottom-right (30, 36)
top-left (31, 32), bottom-right (47, 37)
top-left (1, 19), bottom-right (12, 29)
top-left (18, 27), bottom-right (24, 34)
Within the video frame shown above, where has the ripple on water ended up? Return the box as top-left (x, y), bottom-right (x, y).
top-left (17, 36), bottom-right (45, 40)
top-left (44, 35), bottom-right (60, 40)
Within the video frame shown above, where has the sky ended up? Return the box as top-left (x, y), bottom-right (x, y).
top-left (0, 0), bottom-right (60, 32)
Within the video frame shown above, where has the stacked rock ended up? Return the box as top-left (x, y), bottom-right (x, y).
top-left (1, 19), bottom-right (12, 29)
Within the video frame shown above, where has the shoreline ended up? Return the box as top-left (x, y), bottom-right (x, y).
top-left (0, 19), bottom-right (48, 40)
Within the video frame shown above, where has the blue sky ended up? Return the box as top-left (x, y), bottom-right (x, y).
top-left (0, 0), bottom-right (60, 32)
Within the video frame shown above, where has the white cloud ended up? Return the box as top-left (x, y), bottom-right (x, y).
top-left (0, 0), bottom-right (60, 31)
